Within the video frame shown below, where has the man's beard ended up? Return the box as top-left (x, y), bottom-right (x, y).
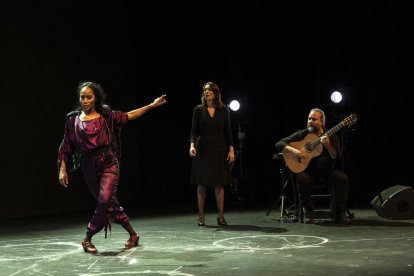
top-left (307, 126), bottom-right (316, 133)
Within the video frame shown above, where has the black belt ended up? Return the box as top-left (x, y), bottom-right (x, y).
top-left (81, 144), bottom-right (112, 159)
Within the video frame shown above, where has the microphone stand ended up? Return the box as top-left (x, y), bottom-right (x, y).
top-left (238, 123), bottom-right (245, 186)
top-left (230, 123), bottom-right (246, 206)
top-left (266, 153), bottom-right (298, 222)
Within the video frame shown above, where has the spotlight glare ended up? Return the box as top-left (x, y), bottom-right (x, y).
top-left (228, 100), bottom-right (240, 111)
top-left (330, 91), bottom-right (343, 104)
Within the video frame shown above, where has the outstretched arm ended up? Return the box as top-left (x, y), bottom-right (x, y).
top-left (127, 94), bottom-right (167, 120)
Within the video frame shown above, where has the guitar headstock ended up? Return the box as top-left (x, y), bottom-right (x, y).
top-left (342, 113), bottom-right (358, 127)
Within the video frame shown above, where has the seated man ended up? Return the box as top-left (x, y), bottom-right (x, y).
top-left (275, 108), bottom-right (351, 224)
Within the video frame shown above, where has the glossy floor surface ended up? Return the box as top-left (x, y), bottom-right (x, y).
top-left (1, 207), bottom-right (414, 275)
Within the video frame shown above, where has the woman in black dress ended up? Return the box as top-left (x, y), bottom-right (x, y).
top-left (189, 82), bottom-right (235, 226)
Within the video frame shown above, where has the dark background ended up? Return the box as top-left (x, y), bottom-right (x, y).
top-left (1, 1), bottom-right (413, 219)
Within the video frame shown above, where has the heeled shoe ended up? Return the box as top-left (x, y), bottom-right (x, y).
top-left (198, 216), bottom-right (205, 226)
top-left (125, 235), bottom-right (139, 249)
top-left (81, 240), bottom-right (98, 254)
top-left (217, 216), bottom-right (227, 226)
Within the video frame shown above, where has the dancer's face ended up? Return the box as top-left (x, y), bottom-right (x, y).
top-left (79, 86), bottom-right (96, 114)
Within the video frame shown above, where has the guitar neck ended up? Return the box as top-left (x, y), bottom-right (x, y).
top-left (292, 114), bottom-right (357, 167)
top-left (306, 121), bottom-right (345, 151)
top-left (324, 121), bottom-right (346, 138)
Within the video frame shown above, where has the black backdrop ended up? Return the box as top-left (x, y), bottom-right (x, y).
top-left (1, 1), bottom-right (413, 219)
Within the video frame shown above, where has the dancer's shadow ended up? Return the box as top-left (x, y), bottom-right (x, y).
top-left (98, 246), bottom-right (140, 256)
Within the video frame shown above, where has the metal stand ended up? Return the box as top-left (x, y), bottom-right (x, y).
top-left (237, 123), bottom-right (245, 185)
top-left (266, 153), bottom-right (298, 222)
top-left (229, 123), bottom-right (246, 205)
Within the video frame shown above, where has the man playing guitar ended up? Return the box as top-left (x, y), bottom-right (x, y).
top-left (275, 108), bottom-right (356, 224)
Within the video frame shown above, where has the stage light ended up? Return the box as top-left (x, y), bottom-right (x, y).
top-left (330, 91), bottom-right (343, 104)
top-left (228, 100), bottom-right (240, 111)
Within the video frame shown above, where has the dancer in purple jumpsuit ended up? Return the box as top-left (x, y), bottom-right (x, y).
top-left (58, 81), bottom-right (166, 254)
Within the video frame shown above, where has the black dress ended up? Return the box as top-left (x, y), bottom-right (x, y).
top-left (190, 105), bottom-right (234, 187)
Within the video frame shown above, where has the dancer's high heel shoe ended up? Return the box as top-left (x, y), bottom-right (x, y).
top-left (81, 240), bottom-right (98, 254)
top-left (125, 235), bottom-right (139, 249)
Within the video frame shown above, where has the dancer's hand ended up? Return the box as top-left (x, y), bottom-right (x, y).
top-left (151, 94), bottom-right (167, 108)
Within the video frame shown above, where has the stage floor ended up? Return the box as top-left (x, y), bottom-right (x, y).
top-left (1, 207), bottom-right (414, 275)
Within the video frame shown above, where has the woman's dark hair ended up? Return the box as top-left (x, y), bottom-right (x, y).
top-left (201, 81), bottom-right (225, 108)
top-left (76, 81), bottom-right (107, 114)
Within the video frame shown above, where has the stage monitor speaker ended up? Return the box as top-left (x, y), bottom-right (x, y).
top-left (371, 185), bottom-right (414, 220)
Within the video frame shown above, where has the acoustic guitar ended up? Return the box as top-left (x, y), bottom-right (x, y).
top-left (283, 113), bottom-right (358, 173)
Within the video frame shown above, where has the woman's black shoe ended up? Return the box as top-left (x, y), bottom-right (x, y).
top-left (217, 216), bottom-right (227, 226)
top-left (198, 216), bottom-right (205, 226)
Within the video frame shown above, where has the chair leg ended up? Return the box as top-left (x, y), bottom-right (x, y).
top-left (298, 194), bottom-right (304, 223)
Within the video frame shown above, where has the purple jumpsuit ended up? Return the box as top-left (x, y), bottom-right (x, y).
top-left (58, 110), bottom-right (130, 238)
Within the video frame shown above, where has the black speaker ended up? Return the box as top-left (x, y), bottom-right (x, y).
top-left (371, 185), bottom-right (414, 220)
